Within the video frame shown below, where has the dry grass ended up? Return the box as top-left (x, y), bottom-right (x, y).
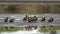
top-left (0, 4), bottom-right (60, 14)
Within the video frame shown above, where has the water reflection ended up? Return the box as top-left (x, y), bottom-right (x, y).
top-left (0, 27), bottom-right (50, 34)
top-left (0, 26), bottom-right (60, 34)
top-left (0, 30), bottom-right (49, 34)
top-left (0, 29), bottom-right (60, 34)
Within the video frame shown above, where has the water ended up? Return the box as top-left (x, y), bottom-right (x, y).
top-left (0, 30), bottom-right (49, 34)
top-left (0, 14), bottom-right (60, 26)
top-left (1, 30), bottom-right (60, 34)
top-left (0, 14), bottom-right (60, 34)
top-left (0, 27), bottom-right (60, 34)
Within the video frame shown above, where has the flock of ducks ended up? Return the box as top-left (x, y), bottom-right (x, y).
top-left (3, 15), bottom-right (54, 23)
top-left (4, 17), bottom-right (15, 23)
top-left (2, 15), bottom-right (54, 30)
top-left (23, 15), bottom-right (54, 23)
top-left (41, 16), bottom-right (54, 22)
top-left (23, 15), bottom-right (38, 23)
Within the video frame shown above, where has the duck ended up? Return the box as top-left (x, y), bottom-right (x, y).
top-left (32, 16), bottom-right (38, 22)
top-left (9, 18), bottom-right (15, 23)
top-left (41, 16), bottom-right (45, 21)
top-left (48, 16), bottom-right (54, 22)
top-left (23, 15), bottom-right (28, 21)
top-left (4, 17), bottom-right (8, 22)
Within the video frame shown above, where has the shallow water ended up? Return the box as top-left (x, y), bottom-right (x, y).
top-left (0, 14), bottom-right (60, 26)
top-left (0, 30), bottom-right (49, 34)
top-left (0, 28), bottom-right (49, 34)
top-left (0, 29), bottom-right (60, 34)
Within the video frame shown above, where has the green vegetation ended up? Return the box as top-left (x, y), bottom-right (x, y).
top-left (39, 26), bottom-right (60, 32)
top-left (0, 26), bottom-right (23, 32)
top-left (0, 4), bottom-right (60, 14)
top-left (0, 26), bottom-right (60, 33)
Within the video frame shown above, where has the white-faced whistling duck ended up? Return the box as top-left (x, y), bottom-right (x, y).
top-left (9, 18), bottom-right (15, 23)
top-left (28, 17), bottom-right (32, 23)
top-left (41, 16), bottom-right (45, 21)
top-left (23, 15), bottom-right (28, 21)
top-left (48, 17), bottom-right (54, 22)
top-left (4, 17), bottom-right (8, 22)
top-left (32, 16), bottom-right (38, 22)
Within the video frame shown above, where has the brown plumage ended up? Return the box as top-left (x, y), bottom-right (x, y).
top-left (4, 17), bottom-right (8, 22)
top-left (28, 17), bottom-right (33, 22)
top-left (48, 17), bottom-right (53, 22)
top-left (41, 17), bottom-right (45, 21)
top-left (9, 18), bottom-right (15, 23)
top-left (23, 15), bottom-right (28, 21)
top-left (32, 16), bottom-right (38, 22)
